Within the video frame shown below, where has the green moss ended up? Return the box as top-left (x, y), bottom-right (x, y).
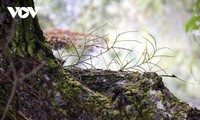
top-left (112, 110), bottom-right (120, 116)
top-left (36, 50), bottom-right (45, 60)
top-left (60, 80), bottom-right (83, 97)
top-left (16, 47), bottom-right (24, 56)
top-left (69, 80), bottom-right (81, 87)
top-left (47, 59), bottom-right (58, 69)
top-left (27, 42), bottom-right (35, 56)
top-left (155, 90), bottom-right (163, 99)
top-left (125, 90), bottom-right (131, 95)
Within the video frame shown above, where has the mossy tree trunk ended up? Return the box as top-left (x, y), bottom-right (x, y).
top-left (0, 0), bottom-right (200, 120)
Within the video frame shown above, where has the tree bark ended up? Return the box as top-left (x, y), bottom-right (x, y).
top-left (0, 0), bottom-right (200, 120)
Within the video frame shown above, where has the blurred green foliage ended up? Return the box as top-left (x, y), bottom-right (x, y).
top-left (185, 0), bottom-right (200, 32)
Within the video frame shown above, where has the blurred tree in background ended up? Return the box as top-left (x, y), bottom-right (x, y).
top-left (35, 0), bottom-right (200, 108)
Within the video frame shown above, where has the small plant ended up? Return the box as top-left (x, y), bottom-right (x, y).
top-left (44, 24), bottom-right (171, 74)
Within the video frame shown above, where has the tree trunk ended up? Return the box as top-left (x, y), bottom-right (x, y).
top-left (0, 0), bottom-right (200, 119)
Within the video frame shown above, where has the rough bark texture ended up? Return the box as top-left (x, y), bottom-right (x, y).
top-left (0, 0), bottom-right (200, 119)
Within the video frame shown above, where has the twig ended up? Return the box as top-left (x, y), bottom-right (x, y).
top-left (1, 56), bottom-right (18, 120)
top-left (20, 61), bottom-right (46, 81)
top-left (18, 111), bottom-right (31, 120)
top-left (160, 74), bottom-right (198, 84)
top-left (1, 59), bottom-right (46, 120)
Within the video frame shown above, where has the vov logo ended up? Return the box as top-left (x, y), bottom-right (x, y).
top-left (7, 7), bottom-right (40, 18)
